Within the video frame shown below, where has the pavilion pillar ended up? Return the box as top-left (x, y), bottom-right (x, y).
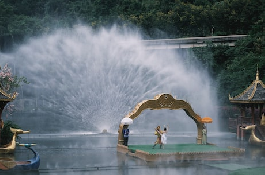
top-left (251, 106), bottom-right (255, 125)
top-left (259, 104), bottom-right (263, 120)
top-left (237, 125), bottom-right (241, 140)
top-left (237, 106), bottom-right (245, 140)
top-left (240, 106), bottom-right (245, 118)
top-left (240, 127), bottom-right (245, 141)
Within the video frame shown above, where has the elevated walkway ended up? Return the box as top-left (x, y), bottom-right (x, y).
top-left (142, 35), bottom-right (247, 49)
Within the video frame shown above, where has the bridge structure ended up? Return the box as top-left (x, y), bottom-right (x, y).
top-left (142, 35), bottom-right (248, 50)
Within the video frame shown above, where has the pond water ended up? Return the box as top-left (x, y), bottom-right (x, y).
top-left (3, 132), bottom-right (265, 175)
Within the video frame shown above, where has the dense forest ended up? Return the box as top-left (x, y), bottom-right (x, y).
top-left (0, 0), bottom-right (264, 105)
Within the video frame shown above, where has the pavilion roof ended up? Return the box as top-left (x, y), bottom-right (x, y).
top-left (229, 70), bottom-right (265, 104)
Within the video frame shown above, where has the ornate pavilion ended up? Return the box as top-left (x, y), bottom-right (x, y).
top-left (229, 69), bottom-right (265, 140)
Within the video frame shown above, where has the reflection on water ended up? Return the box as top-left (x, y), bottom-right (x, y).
top-left (1, 133), bottom-right (264, 175)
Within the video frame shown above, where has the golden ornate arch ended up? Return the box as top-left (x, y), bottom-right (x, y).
top-left (118, 94), bottom-right (211, 145)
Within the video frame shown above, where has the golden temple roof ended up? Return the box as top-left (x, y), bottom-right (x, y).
top-left (229, 70), bottom-right (265, 103)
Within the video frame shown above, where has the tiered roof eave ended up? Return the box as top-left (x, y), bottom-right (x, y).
top-left (229, 70), bottom-right (265, 103)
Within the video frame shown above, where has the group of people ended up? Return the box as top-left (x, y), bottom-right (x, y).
top-left (122, 125), bottom-right (168, 148)
top-left (153, 125), bottom-right (168, 149)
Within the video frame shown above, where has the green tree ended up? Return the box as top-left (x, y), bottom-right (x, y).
top-left (0, 1), bottom-right (14, 51)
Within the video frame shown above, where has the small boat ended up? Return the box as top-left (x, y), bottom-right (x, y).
top-left (0, 143), bottom-right (40, 170)
top-left (0, 127), bottom-right (30, 154)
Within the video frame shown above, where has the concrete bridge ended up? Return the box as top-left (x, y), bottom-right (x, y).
top-left (142, 35), bottom-right (248, 49)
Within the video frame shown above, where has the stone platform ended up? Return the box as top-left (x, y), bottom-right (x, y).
top-left (117, 143), bottom-right (245, 162)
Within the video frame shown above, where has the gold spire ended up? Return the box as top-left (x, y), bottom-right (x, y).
top-left (255, 64), bottom-right (260, 81)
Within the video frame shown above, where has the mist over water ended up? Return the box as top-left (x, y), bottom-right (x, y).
top-left (0, 25), bottom-right (218, 133)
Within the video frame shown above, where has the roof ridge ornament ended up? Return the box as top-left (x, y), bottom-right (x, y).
top-left (256, 64), bottom-right (259, 81)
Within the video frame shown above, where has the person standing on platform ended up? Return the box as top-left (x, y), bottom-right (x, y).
top-left (122, 125), bottom-right (130, 146)
top-left (161, 125), bottom-right (168, 149)
top-left (153, 126), bottom-right (163, 149)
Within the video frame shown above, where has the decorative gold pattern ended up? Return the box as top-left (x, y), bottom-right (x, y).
top-left (0, 127), bottom-right (30, 154)
top-left (118, 94), bottom-right (211, 145)
top-left (0, 88), bottom-right (17, 101)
